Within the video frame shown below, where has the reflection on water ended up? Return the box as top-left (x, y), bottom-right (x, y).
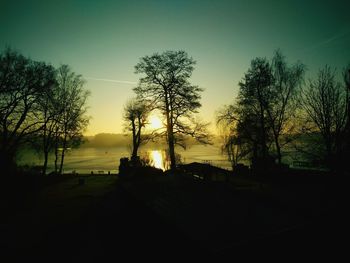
top-left (149, 150), bottom-right (168, 171)
top-left (17, 145), bottom-right (232, 174)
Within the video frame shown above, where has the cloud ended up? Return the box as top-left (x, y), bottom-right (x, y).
top-left (86, 77), bottom-right (137, 85)
top-left (300, 29), bottom-right (350, 53)
top-left (316, 30), bottom-right (350, 47)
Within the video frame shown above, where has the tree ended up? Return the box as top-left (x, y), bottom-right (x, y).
top-left (54, 65), bottom-right (90, 174)
top-left (344, 65), bottom-right (350, 144)
top-left (134, 50), bottom-right (210, 170)
top-left (219, 51), bottom-right (304, 172)
top-left (266, 50), bottom-right (305, 164)
top-left (216, 104), bottom-right (249, 170)
top-left (0, 48), bottom-right (56, 172)
top-left (32, 79), bottom-right (62, 175)
top-left (301, 66), bottom-right (347, 171)
top-left (237, 57), bottom-right (274, 169)
top-left (123, 98), bottom-right (151, 163)
top-left (342, 65), bottom-right (350, 175)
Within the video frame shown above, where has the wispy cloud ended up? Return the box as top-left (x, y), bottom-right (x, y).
top-left (315, 30), bottom-right (350, 47)
top-left (300, 29), bottom-right (350, 53)
top-left (86, 77), bottom-right (137, 85)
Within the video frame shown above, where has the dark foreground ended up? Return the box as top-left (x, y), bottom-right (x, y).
top-left (0, 171), bottom-right (348, 261)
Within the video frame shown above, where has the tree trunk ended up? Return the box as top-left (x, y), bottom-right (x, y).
top-left (42, 119), bottom-right (48, 175)
top-left (131, 147), bottom-right (138, 161)
top-left (43, 150), bottom-right (49, 175)
top-left (59, 134), bottom-right (67, 174)
top-left (273, 132), bottom-right (282, 165)
top-left (275, 142), bottom-right (282, 165)
top-left (131, 120), bottom-right (138, 161)
top-left (164, 92), bottom-right (176, 171)
top-left (259, 108), bottom-right (267, 160)
top-left (59, 148), bottom-right (65, 174)
top-left (54, 145), bottom-right (59, 174)
top-left (257, 84), bottom-right (268, 161)
top-left (54, 130), bottom-right (59, 173)
top-left (166, 112), bottom-right (176, 170)
top-left (168, 132), bottom-right (176, 170)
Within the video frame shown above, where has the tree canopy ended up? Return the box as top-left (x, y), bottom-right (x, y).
top-left (134, 50), bottom-right (210, 170)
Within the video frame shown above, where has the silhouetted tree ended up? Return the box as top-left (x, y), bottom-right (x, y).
top-left (0, 48), bottom-right (56, 172)
top-left (219, 51), bottom-right (305, 172)
top-left (267, 50), bottom-right (305, 164)
top-left (54, 65), bottom-right (90, 174)
top-left (134, 51), bottom-right (210, 170)
top-left (301, 66), bottom-right (347, 171)
top-left (237, 57), bottom-right (274, 170)
top-left (216, 104), bottom-right (250, 170)
top-left (35, 74), bottom-right (69, 175)
top-left (344, 65), bottom-right (350, 146)
top-left (123, 98), bottom-right (151, 163)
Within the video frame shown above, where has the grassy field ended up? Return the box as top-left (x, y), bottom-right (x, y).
top-left (1, 175), bottom-right (118, 253)
top-left (31, 176), bottom-right (118, 223)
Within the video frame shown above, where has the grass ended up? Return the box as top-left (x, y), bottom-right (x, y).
top-left (0, 175), bottom-right (118, 254)
top-left (32, 175), bottom-right (118, 223)
top-left (0, 168), bottom-right (346, 260)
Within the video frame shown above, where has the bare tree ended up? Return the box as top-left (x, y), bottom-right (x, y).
top-left (301, 66), bottom-right (347, 170)
top-left (344, 65), bottom-right (350, 140)
top-left (266, 50), bottom-right (305, 164)
top-left (123, 98), bottom-right (151, 163)
top-left (54, 65), bottom-right (90, 174)
top-left (134, 50), bottom-right (210, 170)
top-left (0, 48), bottom-right (56, 172)
top-left (341, 65), bottom-right (350, 174)
top-left (216, 104), bottom-right (249, 170)
top-left (36, 80), bottom-right (62, 175)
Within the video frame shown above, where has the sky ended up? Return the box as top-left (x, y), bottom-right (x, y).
top-left (1, 0), bottom-right (349, 135)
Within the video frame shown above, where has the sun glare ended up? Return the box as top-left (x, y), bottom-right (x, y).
top-left (149, 115), bottom-right (163, 129)
top-left (150, 150), bottom-right (165, 171)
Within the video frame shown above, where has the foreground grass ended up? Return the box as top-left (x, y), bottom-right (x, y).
top-left (0, 170), bottom-right (346, 259)
top-left (33, 175), bottom-right (118, 223)
top-left (1, 175), bottom-right (118, 251)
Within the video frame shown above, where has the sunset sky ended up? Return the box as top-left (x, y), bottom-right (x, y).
top-left (1, 0), bottom-right (349, 135)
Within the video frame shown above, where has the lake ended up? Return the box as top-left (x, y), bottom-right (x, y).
top-left (16, 144), bottom-right (233, 174)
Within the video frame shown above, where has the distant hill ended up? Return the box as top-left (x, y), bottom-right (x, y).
top-left (82, 133), bottom-right (130, 148)
top-left (82, 133), bottom-right (221, 148)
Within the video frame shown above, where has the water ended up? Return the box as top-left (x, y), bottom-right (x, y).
top-left (16, 145), bottom-right (232, 174)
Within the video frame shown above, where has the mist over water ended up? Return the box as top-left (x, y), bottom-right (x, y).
top-left (16, 145), bottom-right (232, 174)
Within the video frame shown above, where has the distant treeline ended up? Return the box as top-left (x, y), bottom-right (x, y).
top-left (83, 133), bottom-right (219, 148)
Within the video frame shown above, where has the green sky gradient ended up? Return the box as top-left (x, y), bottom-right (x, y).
top-left (1, 0), bottom-right (349, 135)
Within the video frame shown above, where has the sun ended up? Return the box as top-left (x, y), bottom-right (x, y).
top-left (149, 115), bottom-right (163, 129)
